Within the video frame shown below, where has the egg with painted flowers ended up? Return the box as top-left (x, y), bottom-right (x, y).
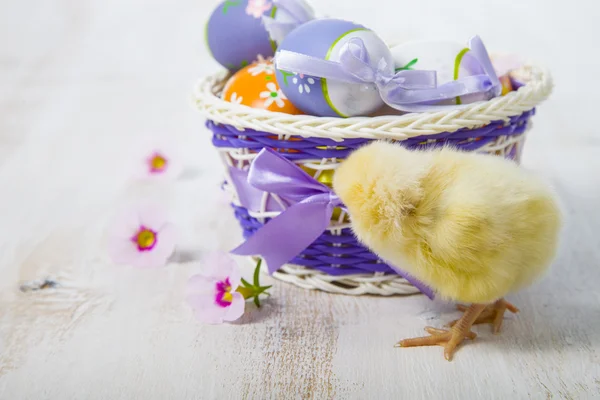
top-left (223, 59), bottom-right (304, 114)
top-left (275, 18), bottom-right (391, 117)
top-left (206, 0), bottom-right (275, 71)
top-left (206, 0), bottom-right (315, 72)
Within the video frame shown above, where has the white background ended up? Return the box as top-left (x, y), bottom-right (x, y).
top-left (1, 0), bottom-right (599, 398)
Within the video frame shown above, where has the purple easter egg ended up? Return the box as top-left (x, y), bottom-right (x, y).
top-left (275, 19), bottom-right (389, 117)
top-left (206, 0), bottom-right (276, 71)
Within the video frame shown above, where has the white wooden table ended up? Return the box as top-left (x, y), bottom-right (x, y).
top-left (1, 0), bottom-right (599, 398)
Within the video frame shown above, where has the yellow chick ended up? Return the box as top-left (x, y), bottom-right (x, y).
top-left (333, 141), bottom-right (561, 360)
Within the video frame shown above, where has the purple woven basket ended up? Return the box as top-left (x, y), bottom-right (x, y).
top-left (195, 65), bottom-right (552, 295)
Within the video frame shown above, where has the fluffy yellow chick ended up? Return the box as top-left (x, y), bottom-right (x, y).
top-left (333, 141), bottom-right (561, 360)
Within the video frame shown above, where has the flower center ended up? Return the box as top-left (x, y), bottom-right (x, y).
top-left (222, 291), bottom-right (233, 302)
top-left (133, 227), bottom-right (157, 251)
top-left (215, 278), bottom-right (234, 308)
top-left (149, 153), bottom-right (167, 173)
top-left (270, 92), bottom-right (277, 98)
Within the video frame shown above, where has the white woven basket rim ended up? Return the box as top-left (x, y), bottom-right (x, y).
top-left (193, 62), bottom-right (553, 141)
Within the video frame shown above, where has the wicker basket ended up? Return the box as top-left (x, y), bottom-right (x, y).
top-left (194, 63), bottom-right (553, 296)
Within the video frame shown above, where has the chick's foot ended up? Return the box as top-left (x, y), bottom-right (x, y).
top-left (396, 304), bottom-right (486, 361)
top-left (451, 299), bottom-right (519, 334)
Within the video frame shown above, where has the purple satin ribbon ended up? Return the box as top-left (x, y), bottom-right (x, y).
top-left (228, 148), bottom-right (435, 298)
top-left (275, 35), bottom-right (501, 112)
top-left (468, 35), bottom-right (502, 98)
top-left (262, 0), bottom-right (314, 43)
top-left (230, 147), bottom-right (343, 273)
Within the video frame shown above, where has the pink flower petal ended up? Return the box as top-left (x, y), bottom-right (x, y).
top-left (137, 203), bottom-right (168, 230)
top-left (107, 234), bottom-right (139, 265)
top-left (194, 307), bottom-right (226, 324)
top-left (185, 274), bottom-right (215, 298)
top-left (133, 138), bottom-right (185, 181)
top-left (185, 292), bottom-right (213, 311)
top-left (105, 203), bottom-right (176, 268)
top-left (223, 292), bottom-right (245, 322)
top-left (227, 264), bottom-right (241, 290)
top-left (188, 294), bottom-right (227, 324)
top-left (150, 223), bottom-right (177, 261)
top-left (185, 273), bottom-right (246, 324)
top-left (108, 208), bottom-right (141, 240)
top-left (202, 252), bottom-right (239, 283)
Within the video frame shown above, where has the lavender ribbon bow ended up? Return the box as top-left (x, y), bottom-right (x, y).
top-left (230, 148), bottom-right (342, 273)
top-left (229, 148), bottom-right (435, 298)
top-left (262, 0), bottom-right (314, 44)
top-left (275, 35), bottom-right (501, 112)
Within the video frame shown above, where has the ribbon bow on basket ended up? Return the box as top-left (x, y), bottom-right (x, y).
top-left (276, 35), bottom-right (501, 112)
top-left (229, 148), bottom-right (434, 298)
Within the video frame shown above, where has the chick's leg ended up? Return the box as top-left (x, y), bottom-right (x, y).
top-left (451, 299), bottom-right (519, 334)
top-left (396, 304), bottom-right (486, 361)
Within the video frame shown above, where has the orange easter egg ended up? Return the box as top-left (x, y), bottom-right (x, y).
top-left (222, 60), bottom-right (304, 115)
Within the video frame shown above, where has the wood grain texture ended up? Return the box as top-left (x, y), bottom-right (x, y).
top-left (1, 0), bottom-right (599, 399)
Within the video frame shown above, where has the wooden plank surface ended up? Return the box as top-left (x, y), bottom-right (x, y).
top-left (1, 0), bottom-right (599, 398)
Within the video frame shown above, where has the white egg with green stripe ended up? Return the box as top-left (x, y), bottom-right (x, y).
top-left (390, 40), bottom-right (491, 105)
top-left (275, 19), bottom-right (390, 117)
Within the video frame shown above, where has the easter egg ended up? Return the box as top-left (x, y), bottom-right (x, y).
top-left (500, 75), bottom-right (514, 95)
top-left (369, 104), bottom-right (406, 117)
top-left (299, 166), bottom-right (347, 222)
top-left (390, 40), bottom-right (498, 105)
top-left (206, 0), bottom-right (276, 71)
top-left (300, 166), bottom-right (335, 187)
top-left (275, 19), bottom-right (390, 117)
top-left (490, 54), bottom-right (518, 96)
top-left (223, 60), bottom-right (304, 114)
top-left (206, 0), bottom-right (315, 72)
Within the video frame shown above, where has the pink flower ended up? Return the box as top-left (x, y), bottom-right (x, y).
top-left (135, 141), bottom-right (183, 180)
top-left (186, 253), bottom-right (245, 324)
top-left (107, 203), bottom-right (177, 268)
top-left (147, 151), bottom-right (169, 174)
top-left (246, 0), bottom-right (272, 18)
